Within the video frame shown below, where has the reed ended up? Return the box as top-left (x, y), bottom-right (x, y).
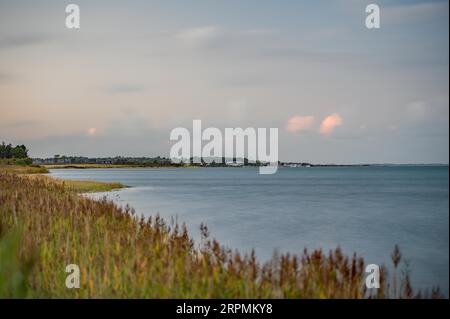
top-left (0, 164), bottom-right (49, 175)
top-left (0, 171), bottom-right (442, 298)
top-left (23, 174), bottom-right (125, 193)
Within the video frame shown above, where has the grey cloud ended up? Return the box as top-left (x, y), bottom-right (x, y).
top-left (1, 120), bottom-right (40, 129)
top-left (174, 26), bottom-right (360, 67)
top-left (105, 84), bottom-right (146, 95)
top-left (215, 75), bottom-right (275, 88)
top-left (175, 26), bottom-right (276, 52)
top-left (0, 120), bottom-right (41, 139)
top-left (259, 47), bottom-right (356, 63)
top-left (381, 1), bottom-right (448, 24)
top-left (0, 33), bottom-right (54, 49)
top-left (0, 71), bottom-right (17, 85)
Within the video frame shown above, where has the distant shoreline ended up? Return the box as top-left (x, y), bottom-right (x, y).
top-left (43, 163), bottom-right (205, 169)
top-left (43, 163), bottom-right (449, 169)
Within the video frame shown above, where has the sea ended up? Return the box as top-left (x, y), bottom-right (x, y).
top-left (50, 165), bottom-right (449, 294)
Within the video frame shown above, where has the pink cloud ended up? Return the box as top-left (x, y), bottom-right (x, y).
top-left (319, 113), bottom-right (343, 135)
top-left (87, 127), bottom-right (97, 136)
top-left (286, 115), bottom-right (315, 133)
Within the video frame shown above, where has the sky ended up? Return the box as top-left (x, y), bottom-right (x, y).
top-left (0, 0), bottom-right (448, 163)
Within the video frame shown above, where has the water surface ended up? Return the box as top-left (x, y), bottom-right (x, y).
top-left (50, 166), bottom-right (449, 294)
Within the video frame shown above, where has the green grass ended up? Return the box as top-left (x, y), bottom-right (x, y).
top-left (55, 179), bottom-right (125, 193)
top-left (0, 171), bottom-right (442, 298)
top-left (0, 229), bottom-right (34, 298)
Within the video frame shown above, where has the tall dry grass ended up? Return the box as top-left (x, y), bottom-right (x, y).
top-left (0, 171), bottom-right (442, 298)
top-left (0, 164), bottom-right (48, 175)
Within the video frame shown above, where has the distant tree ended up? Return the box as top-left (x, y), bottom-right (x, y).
top-left (11, 144), bottom-right (28, 158)
top-left (0, 142), bottom-right (6, 158)
top-left (0, 142), bottom-right (29, 159)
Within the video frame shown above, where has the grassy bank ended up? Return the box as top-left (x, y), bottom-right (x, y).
top-left (0, 164), bottom-right (124, 192)
top-left (0, 164), bottom-right (49, 175)
top-left (24, 174), bottom-right (125, 193)
top-left (0, 171), bottom-right (442, 298)
top-left (59, 179), bottom-right (125, 193)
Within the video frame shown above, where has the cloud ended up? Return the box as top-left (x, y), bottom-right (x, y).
top-left (87, 128), bottom-right (97, 136)
top-left (177, 26), bottom-right (220, 46)
top-left (0, 33), bottom-right (53, 49)
top-left (105, 84), bottom-right (146, 94)
top-left (383, 1), bottom-right (449, 24)
top-left (404, 96), bottom-right (449, 128)
top-left (0, 120), bottom-right (40, 128)
top-left (260, 47), bottom-right (355, 64)
top-left (286, 116), bottom-right (315, 133)
top-left (0, 71), bottom-right (17, 85)
top-left (240, 29), bottom-right (275, 36)
top-left (227, 99), bottom-right (249, 120)
top-left (175, 25), bottom-right (275, 52)
top-left (320, 113), bottom-right (343, 135)
top-left (406, 100), bottom-right (426, 121)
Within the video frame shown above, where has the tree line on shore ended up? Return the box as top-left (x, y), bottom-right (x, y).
top-left (0, 142), bottom-right (32, 165)
top-left (0, 142), bottom-right (29, 159)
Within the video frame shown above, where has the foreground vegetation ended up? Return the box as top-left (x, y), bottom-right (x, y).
top-left (24, 174), bottom-right (125, 193)
top-left (0, 163), bottom-right (124, 193)
top-left (0, 163), bottom-right (49, 175)
top-left (0, 171), bottom-right (442, 298)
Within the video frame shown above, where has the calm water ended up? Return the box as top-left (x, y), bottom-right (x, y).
top-left (50, 166), bottom-right (449, 294)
